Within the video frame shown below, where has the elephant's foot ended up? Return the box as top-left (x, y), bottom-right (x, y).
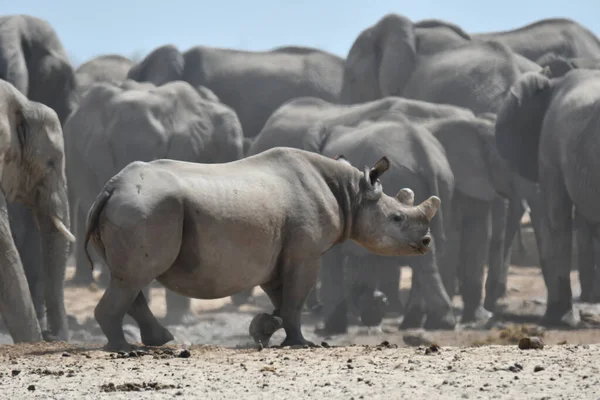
top-left (461, 305), bottom-right (493, 324)
top-left (315, 302), bottom-right (348, 336)
top-left (42, 329), bottom-right (69, 343)
top-left (399, 307), bottom-right (425, 330)
top-left (483, 294), bottom-right (508, 313)
top-left (540, 307), bottom-right (580, 329)
top-left (140, 324), bottom-right (175, 347)
top-left (423, 311), bottom-right (457, 330)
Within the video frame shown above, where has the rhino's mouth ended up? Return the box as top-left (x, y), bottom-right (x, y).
top-left (409, 243), bottom-right (427, 255)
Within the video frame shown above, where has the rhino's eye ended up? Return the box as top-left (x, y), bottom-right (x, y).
top-left (392, 214), bottom-right (405, 223)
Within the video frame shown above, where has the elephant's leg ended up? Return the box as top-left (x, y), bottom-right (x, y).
top-left (0, 198), bottom-right (42, 342)
top-left (400, 269), bottom-right (426, 329)
top-left (279, 259), bottom-right (319, 347)
top-left (437, 229), bottom-right (460, 301)
top-left (591, 238), bottom-right (600, 303)
top-left (230, 287), bottom-right (254, 306)
top-left (70, 204), bottom-right (95, 286)
top-left (416, 248), bottom-right (456, 330)
top-left (574, 209), bottom-right (595, 302)
top-left (457, 198), bottom-right (491, 323)
top-left (164, 289), bottom-right (194, 324)
top-left (304, 286), bottom-right (321, 313)
top-left (127, 291), bottom-right (174, 346)
top-left (95, 279), bottom-right (144, 351)
top-left (538, 174), bottom-right (576, 327)
top-left (7, 203), bottom-right (46, 330)
top-left (316, 246), bottom-right (348, 335)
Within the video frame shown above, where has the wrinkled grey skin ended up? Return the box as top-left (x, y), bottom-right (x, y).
top-left (495, 69), bottom-right (600, 326)
top-left (127, 44), bottom-right (345, 143)
top-left (64, 80), bottom-right (244, 320)
top-left (416, 18), bottom-right (600, 62)
top-left (535, 53), bottom-right (600, 302)
top-left (85, 147), bottom-right (440, 350)
top-left (309, 118), bottom-right (456, 331)
top-left (340, 13), bottom-right (546, 314)
top-left (74, 54), bottom-right (134, 98)
top-left (536, 53), bottom-right (600, 77)
top-left (0, 15), bottom-right (77, 335)
top-left (0, 80), bottom-right (74, 343)
top-left (249, 312), bottom-right (283, 347)
top-left (249, 96), bottom-right (469, 330)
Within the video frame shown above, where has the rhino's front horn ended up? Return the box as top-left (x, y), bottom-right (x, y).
top-left (419, 196), bottom-right (441, 221)
top-left (396, 188), bottom-right (414, 206)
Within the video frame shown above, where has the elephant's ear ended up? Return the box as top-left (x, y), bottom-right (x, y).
top-left (377, 14), bottom-right (417, 97)
top-left (431, 119), bottom-right (497, 201)
top-left (536, 53), bottom-right (572, 78)
top-left (127, 44), bottom-right (183, 86)
top-left (496, 72), bottom-right (552, 182)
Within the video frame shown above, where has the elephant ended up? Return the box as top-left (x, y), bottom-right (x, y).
top-left (416, 18), bottom-right (600, 62)
top-left (536, 53), bottom-right (600, 77)
top-left (0, 79), bottom-right (74, 342)
top-left (74, 54), bottom-right (134, 98)
top-left (494, 68), bottom-right (600, 326)
top-left (0, 14), bottom-right (77, 332)
top-left (64, 79), bottom-right (244, 322)
top-left (126, 44), bottom-right (345, 144)
top-left (340, 13), bottom-right (549, 313)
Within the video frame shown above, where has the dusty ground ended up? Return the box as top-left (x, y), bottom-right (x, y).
top-left (1, 261), bottom-right (600, 398)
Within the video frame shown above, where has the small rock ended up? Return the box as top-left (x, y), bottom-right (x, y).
top-left (557, 340), bottom-right (568, 345)
top-left (518, 336), bottom-right (544, 350)
top-left (534, 366), bottom-right (544, 372)
top-left (27, 385), bottom-right (35, 391)
top-left (321, 341), bottom-right (330, 348)
top-left (62, 352), bottom-right (71, 357)
top-left (176, 349), bottom-right (191, 358)
top-left (425, 344), bottom-right (441, 355)
top-left (403, 332), bottom-right (433, 347)
top-left (11, 370), bottom-right (20, 377)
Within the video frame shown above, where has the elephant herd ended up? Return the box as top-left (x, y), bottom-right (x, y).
top-left (1, 12), bottom-right (600, 345)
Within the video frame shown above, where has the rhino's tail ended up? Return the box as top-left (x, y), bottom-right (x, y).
top-left (83, 188), bottom-right (113, 271)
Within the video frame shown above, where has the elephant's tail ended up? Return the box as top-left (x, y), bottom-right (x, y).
top-left (83, 188), bottom-right (113, 270)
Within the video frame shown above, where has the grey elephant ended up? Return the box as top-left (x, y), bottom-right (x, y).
top-left (64, 79), bottom-right (244, 321)
top-left (0, 14), bottom-right (77, 333)
top-left (536, 52), bottom-right (600, 76)
top-left (0, 79), bottom-right (74, 342)
top-left (340, 13), bottom-right (548, 313)
top-left (74, 54), bottom-right (134, 98)
top-left (495, 68), bottom-right (600, 326)
top-left (416, 18), bottom-right (600, 62)
top-left (84, 147), bottom-right (441, 350)
top-left (126, 44), bottom-right (345, 144)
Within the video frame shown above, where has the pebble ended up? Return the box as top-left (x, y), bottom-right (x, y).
top-left (518, 336), bottom-right (544, 350)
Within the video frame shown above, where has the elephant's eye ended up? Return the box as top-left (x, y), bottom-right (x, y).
top-left (47, 159), bottom-right (55, 168)
top-left (392, 214), bottom-right (405, 223)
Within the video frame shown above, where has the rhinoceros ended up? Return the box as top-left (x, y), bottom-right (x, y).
top-left (84, 147), bottom-right (440, 350)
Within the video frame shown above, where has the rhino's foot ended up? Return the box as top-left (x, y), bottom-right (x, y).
top-left (103, 340), bottom-right (135, 352)
top-left (140, 324), bottom-right (174, 347)
top-left (280, 336), bottom-right (318, 348)
top-left (423, 311), bottom-right (457, 331)
top-left (399, 307), bottom-right (425, 330)
top-left (461, 306), bottom-right (492, 325)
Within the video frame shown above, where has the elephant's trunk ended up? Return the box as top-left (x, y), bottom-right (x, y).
top-left (36, 188), bottom-right (72, 340)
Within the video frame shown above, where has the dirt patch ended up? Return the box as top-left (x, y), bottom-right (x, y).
top-left (0, 263), bottom-right (599, 397)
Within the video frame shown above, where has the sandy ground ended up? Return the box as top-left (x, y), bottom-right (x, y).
top-left (1, 261), bottom-right (600, 398)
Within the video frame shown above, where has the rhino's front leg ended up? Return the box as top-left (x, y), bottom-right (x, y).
top-left (279, 258), bottom-right (320, 347)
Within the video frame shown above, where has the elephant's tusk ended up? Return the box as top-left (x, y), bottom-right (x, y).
top-left (51, 216), bottom-right (76, 243)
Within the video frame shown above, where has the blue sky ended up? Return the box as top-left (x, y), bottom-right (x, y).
top-left (5, 0), bottom-right (600, 66)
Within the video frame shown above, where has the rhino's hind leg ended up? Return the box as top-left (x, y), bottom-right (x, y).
top-left (128, 291), bottom-right (174, 346)
top-left (95, 280), bottom-right (142, 351)
top-left (279, 259), bottom-right (320, 347)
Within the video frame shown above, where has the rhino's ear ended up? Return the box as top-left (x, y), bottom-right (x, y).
top-left (368, 156), bottom-right (390, 183)
top-left (396, 188), bottom-right (414, 206)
